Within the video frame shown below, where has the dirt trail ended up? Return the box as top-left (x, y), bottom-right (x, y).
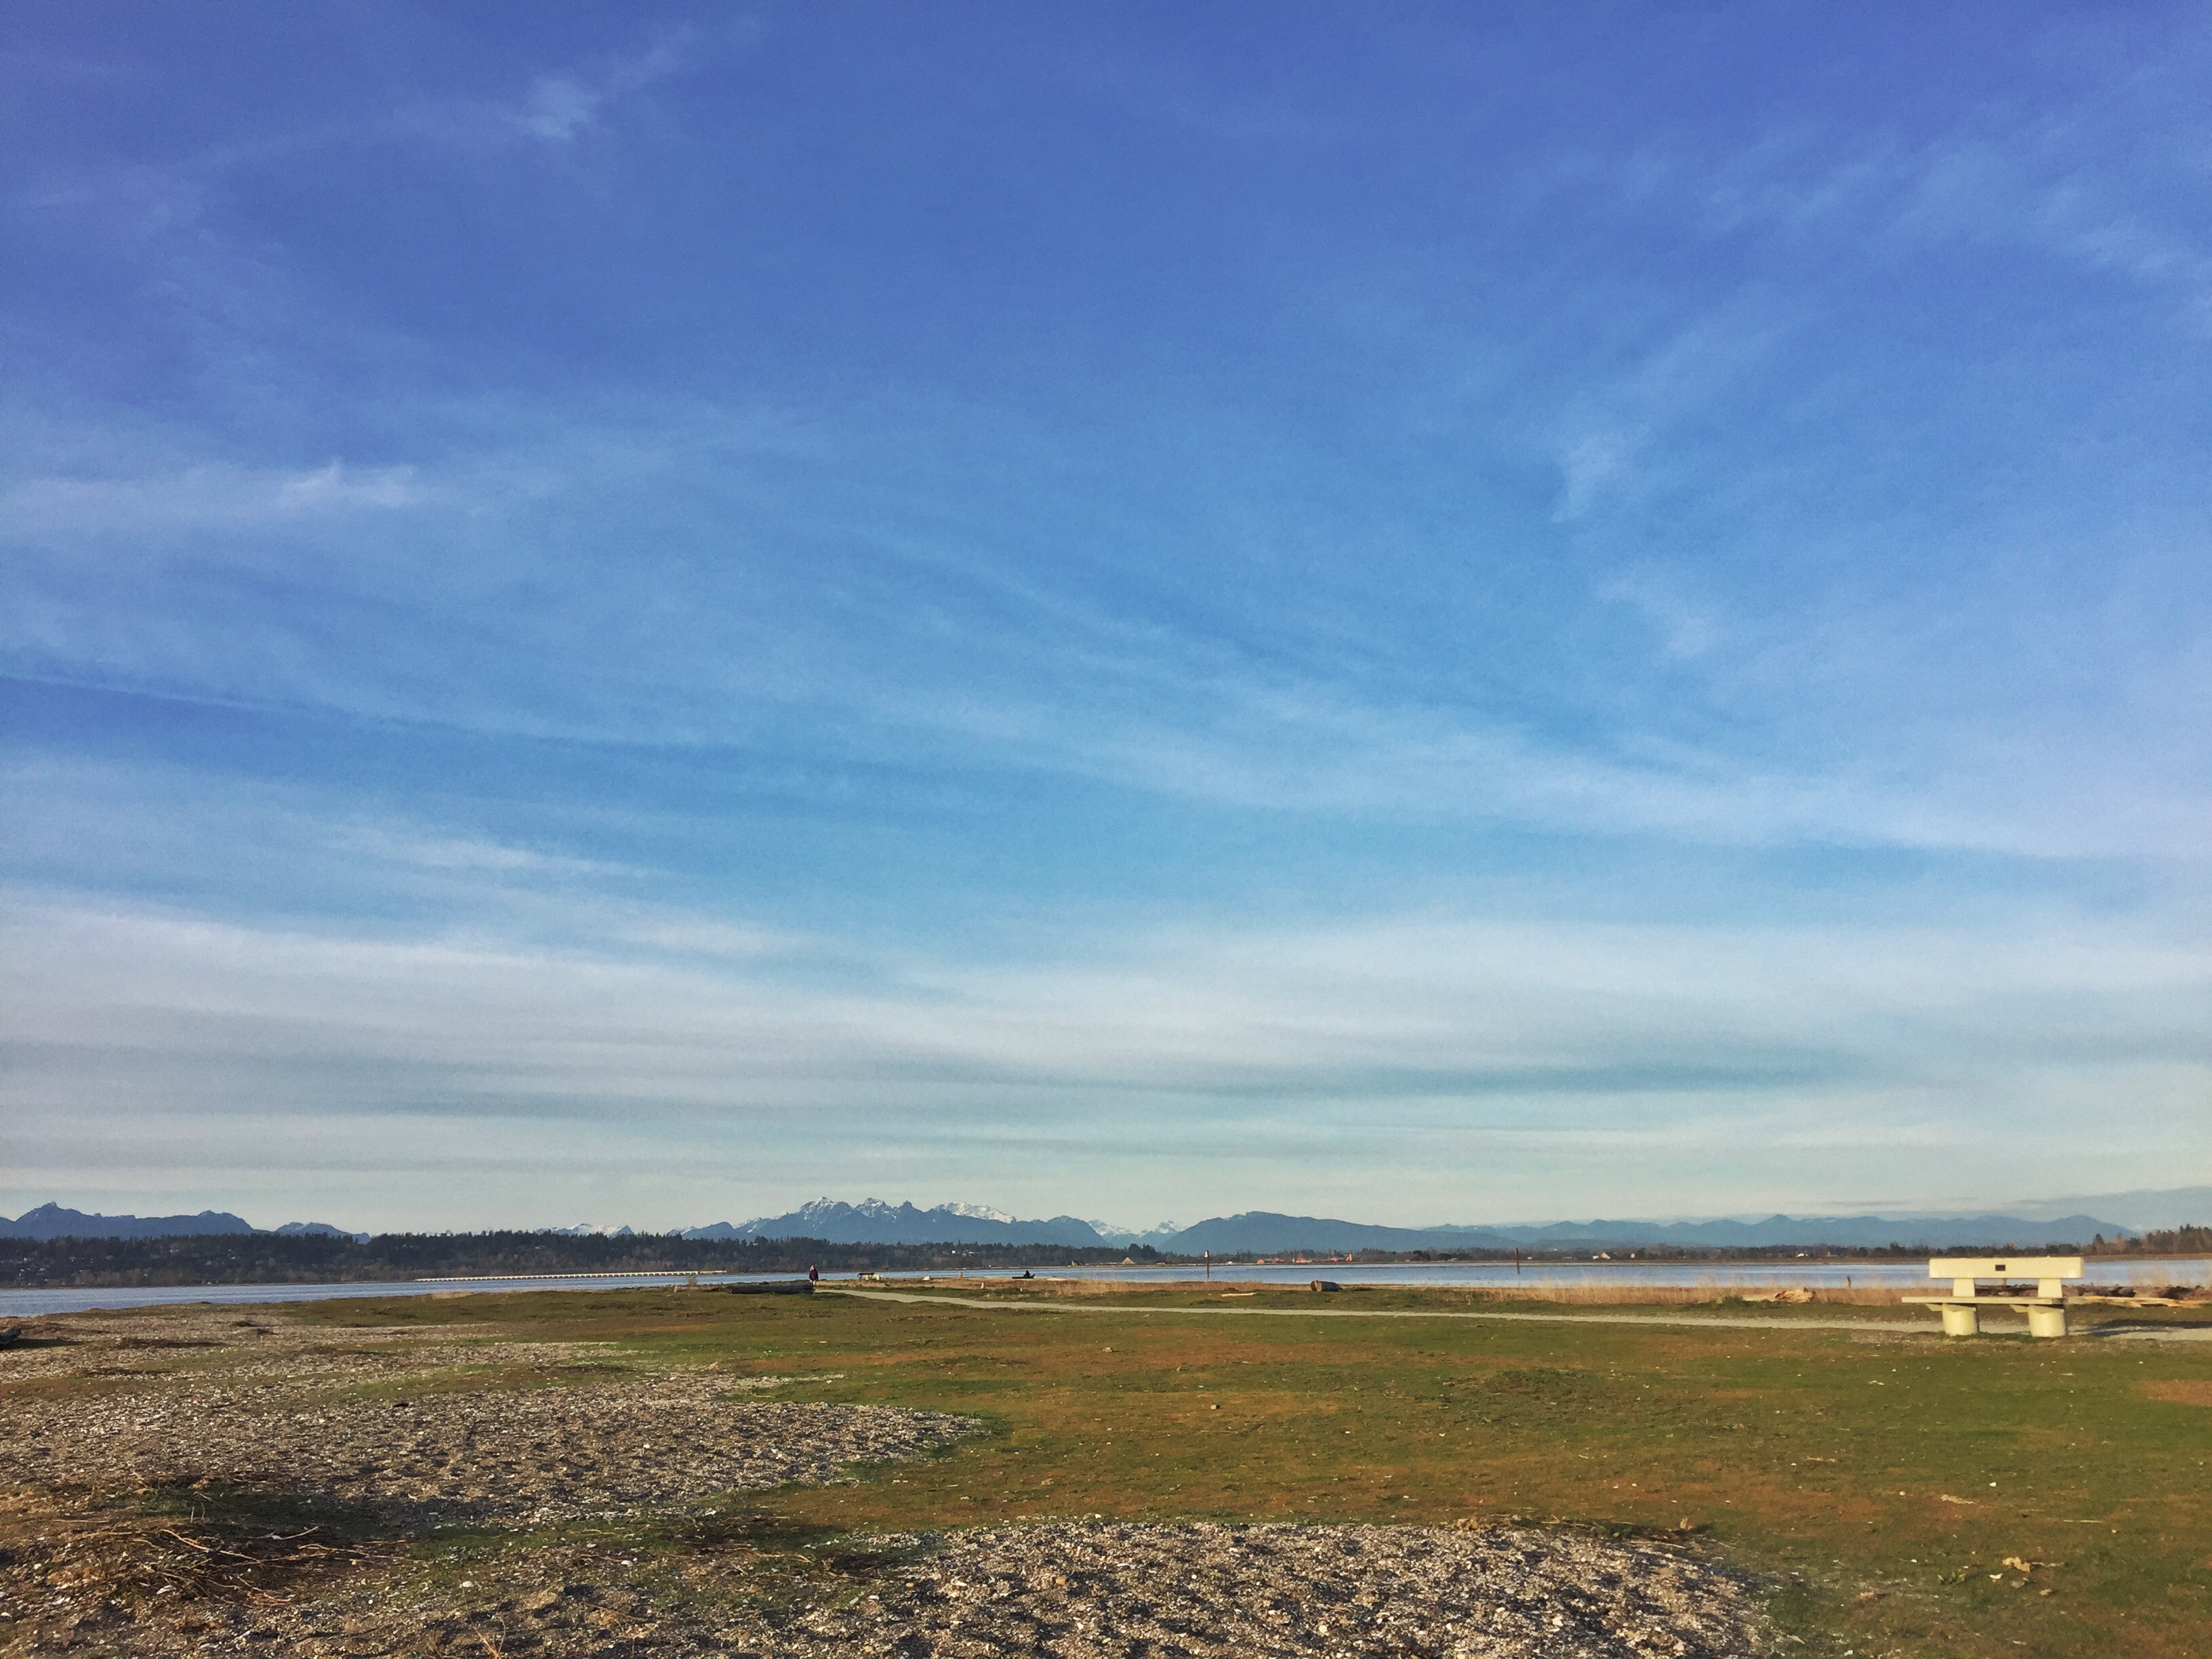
top-left (824, 1285), bottom-right (1946, 1334)
top-left (829, 1285), bottom-right (2212, 1339)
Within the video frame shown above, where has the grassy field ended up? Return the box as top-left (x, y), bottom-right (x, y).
top-left (112, 1282), bottom-right (2212, 1655)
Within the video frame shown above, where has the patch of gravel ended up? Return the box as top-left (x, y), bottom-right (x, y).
top-left (0, 1311), bottom-right (605, 1391)
top-left (4, 1372), bottom-right (979, 1525)
top-left (783, 1523), bottom-right (1767, 1658)
top-left (2, 1310), bottom-right (1770, 1656)
top-left (4, 1309), bottom-right (964, 1525)
top-left (7, 1522), bottom-right (1769, 1657)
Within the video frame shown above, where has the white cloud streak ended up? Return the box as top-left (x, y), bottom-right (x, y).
top-left (6, 871), bottom-right (2207, 1229)
top-left (3, 461), bottom-right (421, 537)
top-left (392, 30), bottom-right (699, 151)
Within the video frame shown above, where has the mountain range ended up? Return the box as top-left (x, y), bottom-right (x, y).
top-left (2000, 1187), bottom-right (2212, 1233)
top-left (1155, 1210), bottom-right (2136, 1254)
top-left (0, 1204), bottom-right (365, 1242)
top-left (692, 1193), bottom-right (2200, 1252)
top-left (6, 1187), bottom-right (2203, 1249)
top-left (680, 1198), bottom-right (1109, 1248)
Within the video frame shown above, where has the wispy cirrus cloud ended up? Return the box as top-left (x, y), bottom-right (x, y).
top-left (390, 28), bottom-right (705, 150)
top-left (3, 460), bottom-right (421, 537)
top-left (7, 6), bottom-right (2210, 1233)
top-left (5, 389), bottom-right (2206, 862)
top-left (1683, 93), bottom-right (2212, 329)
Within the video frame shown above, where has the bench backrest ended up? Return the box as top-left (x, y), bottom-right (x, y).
top-left (1930, 1256), bottom-right (2083, 1298)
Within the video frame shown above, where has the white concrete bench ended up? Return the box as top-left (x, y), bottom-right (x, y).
top-left (1903, 1256), bottom-right (2081, 1338)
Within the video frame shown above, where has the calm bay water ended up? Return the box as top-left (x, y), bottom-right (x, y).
top-left (5, 1256), bottom-right (2207, 1319)
top-left (1017, 1257), bottom-right (2212, 1291)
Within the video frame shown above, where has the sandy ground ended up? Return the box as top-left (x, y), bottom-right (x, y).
top-left (1, 1306), bottom-right (1772, 1657)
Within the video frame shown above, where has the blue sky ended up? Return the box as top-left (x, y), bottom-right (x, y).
top-left (3, 3), bottom-right (2208, 1232)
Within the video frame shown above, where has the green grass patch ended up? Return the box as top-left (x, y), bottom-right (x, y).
top-left (67, 1284), bottom-right (2212, 1655)
top-left (687, 1288), bottom-right (2211, 1656)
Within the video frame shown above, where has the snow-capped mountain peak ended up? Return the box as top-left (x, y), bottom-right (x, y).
top-left (1084, 1218), bottom-right (1180, 1245)
top-left (941, 1202), bottom-right (1016, 1223)
top-left (706, 1197), bottom-right (1114, 1248)
top-left (790, 1196), bottom-right (901, 1221)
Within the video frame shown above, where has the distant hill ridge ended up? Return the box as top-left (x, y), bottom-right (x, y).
top-left (7, 1189), bottom-right (2198, 1249)
top-left (697, 1197), bottom-right (2171, 1252)
top-left (682, 1197), bottom-right (1107, 1249)
top-left (0, 1204), bottom-right (364, 1242)
top-left (2002, 1186), bottom-right (2212, 1232)
top-left (1160, 1210), bottom-right (2136, 1254)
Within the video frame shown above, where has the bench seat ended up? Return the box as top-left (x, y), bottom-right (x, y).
top-left (1910, 1258), bottom-right (2083, 1337)
top-left (1901, 1296), bottom-right (2062, 1307)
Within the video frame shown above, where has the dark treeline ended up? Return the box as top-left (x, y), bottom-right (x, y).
top-left (0, 1233), bottom-right (1164, 1290)
top-left (1315, 1229), bottom-right (2210, 1265)
top-left (2093, 1225), bottom-right (2212, 1256)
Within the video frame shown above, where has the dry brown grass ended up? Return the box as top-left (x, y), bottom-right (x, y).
top-left (972, 1271), bottom-right (2205, 1308)
top-left (893, 1274), bottom-right (1920, 1309)
top-left (965, 1275), bottom-right (1164, 1298)
top-left (1446, 1282), bottom-right (1911, 1306)
top-left (0, 1481), bottom-right (390, 1615)
top-left (950, 1275), bottom-right (1917, 1307)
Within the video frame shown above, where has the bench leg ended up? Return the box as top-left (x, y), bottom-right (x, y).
top-left (2028, 1305), bottom-right (2068, 1338)
top-left (1940, 1304), bottom-right (1981, 1337)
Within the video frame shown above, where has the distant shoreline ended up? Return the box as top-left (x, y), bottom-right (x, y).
top-left (7, 1253), bottom-right (2210, 1322)
top-left (5, 1226), bottom-right (2209, 1294)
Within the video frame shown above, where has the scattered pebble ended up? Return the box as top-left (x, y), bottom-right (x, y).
top-left (2, 1309), bottom-right (1769, 1656)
